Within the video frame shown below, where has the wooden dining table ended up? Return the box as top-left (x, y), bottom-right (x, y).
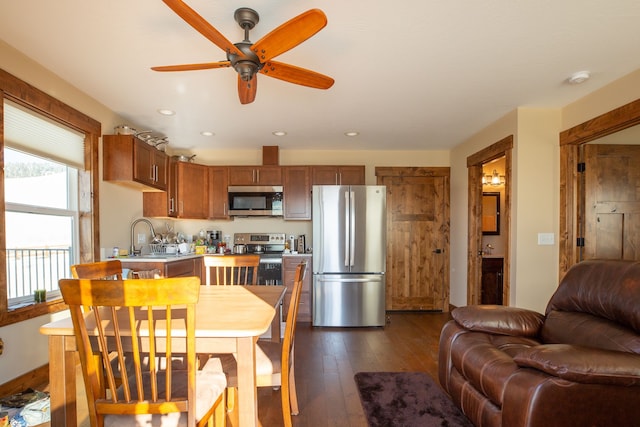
top-left (39, 284), bottom-right (286, 427)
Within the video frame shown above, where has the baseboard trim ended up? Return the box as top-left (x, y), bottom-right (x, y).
top-left (0, 364), bottom-right (49, 397)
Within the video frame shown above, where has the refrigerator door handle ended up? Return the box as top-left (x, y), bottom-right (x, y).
top-left (344, 190), bottom-right (350, 267)
top-left (349, 190), bottom-right (355, 267)
top-left (315, 276), bottom-right (383, 283)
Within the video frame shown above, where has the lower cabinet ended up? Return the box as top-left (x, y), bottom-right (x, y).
top-left (481, 257), bottom-right (503, 305)
top-left (282, 255), bottom-right (312, 322)
top-left (121, 257), bottom-right (203, 283)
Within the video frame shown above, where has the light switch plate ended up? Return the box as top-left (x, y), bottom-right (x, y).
top-left (537, 233), bottom-right (555, 245)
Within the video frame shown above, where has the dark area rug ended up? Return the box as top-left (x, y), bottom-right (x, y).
top-left (354, 371), bottom-right (473, 427)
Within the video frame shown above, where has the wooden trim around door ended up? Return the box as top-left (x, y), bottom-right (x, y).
top-left (467, 135), bottom-right (513, 306)
top-left (559, 97), bottom-right (640, 278)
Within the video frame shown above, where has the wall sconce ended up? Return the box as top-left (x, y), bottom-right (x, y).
top-left (482, 169), bottom-right (505, 186)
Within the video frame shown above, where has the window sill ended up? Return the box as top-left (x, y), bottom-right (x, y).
top-left (0, 299), bottom-right (68, 327)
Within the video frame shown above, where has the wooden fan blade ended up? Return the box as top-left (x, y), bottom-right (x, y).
top-left (252, 9), bottom-right (327, 62)
top-left (162, 0), bottom-right (241, 56)
top-left (260, 61), bottom-right (334, 89)
top-left (238, 74), bottom-right (257, 104)
top-left (151, 61), bottom-right (231, 72)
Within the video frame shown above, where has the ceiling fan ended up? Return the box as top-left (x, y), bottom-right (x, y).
top-left (152, 0), bottom-right (335, 104)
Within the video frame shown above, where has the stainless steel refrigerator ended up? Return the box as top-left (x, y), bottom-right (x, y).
top-left (312, 185), bottom-right (387, 327)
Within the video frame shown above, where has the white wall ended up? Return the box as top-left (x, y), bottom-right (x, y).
top-left (511, 108), bottom-right (561, 309)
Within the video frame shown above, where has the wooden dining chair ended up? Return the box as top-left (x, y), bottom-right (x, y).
top-left (221, 261), bottom-right (307, 427)
top-left (203, 255), bottom-right (260, 285)
top-left (59, 277), bottom-right (227, 427)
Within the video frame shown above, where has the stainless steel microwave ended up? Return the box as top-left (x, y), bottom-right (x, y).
top-left (227, 185), bottom-right (283, 216)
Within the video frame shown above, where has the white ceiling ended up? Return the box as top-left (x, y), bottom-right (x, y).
top-left (1, 1), bottom-right (640, 152)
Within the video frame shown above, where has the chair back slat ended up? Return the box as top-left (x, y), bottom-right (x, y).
top-left (71, 260), bottom-right (123, 280)
top-left (203, 254), bottom-right (260, 285)
top-left (59, 277), bottom-right (201, 426)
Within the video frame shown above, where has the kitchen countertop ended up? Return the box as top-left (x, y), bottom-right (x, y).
top-left (111, 253), bottom-right (203, 263)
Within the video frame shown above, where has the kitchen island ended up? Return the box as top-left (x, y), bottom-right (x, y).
top-left (119, 253), bottom-right (203, 281)
top-left (119, 252), bottom-right (313, 322)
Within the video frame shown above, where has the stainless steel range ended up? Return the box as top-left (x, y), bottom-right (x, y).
top-left (233, 233), bottom-right (285, 285)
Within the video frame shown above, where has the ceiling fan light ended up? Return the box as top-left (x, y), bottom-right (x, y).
top-left (235, 61), bottom-right (258, 81)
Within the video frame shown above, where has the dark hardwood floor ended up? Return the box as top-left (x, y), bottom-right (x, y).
top-left (39, 311), bottom-right (452, 427)
top-left (241, 311), bottom-right (453, 427)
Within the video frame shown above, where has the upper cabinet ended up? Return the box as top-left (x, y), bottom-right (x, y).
top-left (209, 166), bottom-right (230, 220)
top-left (311, 166), bottom-right (365, 185)
top-left (283, 166), bottom-right (311, 220)
top-left (228, 166), bottom-right (282, 186)
top-left (143, 160), bottom-right (209, 219)
top-left (176, 162), bottom-right (209, 218)
top-left (103, 134), bottom-right (168, 191)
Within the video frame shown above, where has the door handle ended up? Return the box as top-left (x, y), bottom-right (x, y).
top-left (344, 191), bottom-right (350, 267)
top-left (433, 248), bottom-right (443, 254)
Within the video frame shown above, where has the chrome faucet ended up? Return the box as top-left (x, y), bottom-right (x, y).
top-left (130, 218), bottom-right (157, 256)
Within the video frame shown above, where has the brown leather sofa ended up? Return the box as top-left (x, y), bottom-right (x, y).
top-left (439, 259), bottom-right (640, 427)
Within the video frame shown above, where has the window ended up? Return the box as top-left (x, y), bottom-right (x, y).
top-left (0, 68), bottom-right (101, 325)
top-left (5, 148), bottom-right (79, 305)
top-left (4, 100), bottom-right (84, 306)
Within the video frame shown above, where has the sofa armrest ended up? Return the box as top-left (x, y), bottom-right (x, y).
top-left (452, 305), bottom-right (544, 337)
top-left (514, 344), bottom-right (640, 386)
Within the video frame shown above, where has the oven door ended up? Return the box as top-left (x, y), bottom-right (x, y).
top-left (258, 255), bottom-right (283, 285)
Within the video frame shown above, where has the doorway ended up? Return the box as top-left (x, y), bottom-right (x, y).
top-left (467, 135), bottom-right (513, 305)
top-left (559, 98), bottom-right (640, 277)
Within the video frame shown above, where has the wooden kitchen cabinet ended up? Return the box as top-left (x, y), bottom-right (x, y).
top-left (143, 160), bottom-right (209, 219)
top-left (121, 257), bottom-right (203, 283)
top-left (209, 166), bottom-right (230, 219)
top-left (311, 165), bottom-right (365, 185)
top-left (282, 255), bottom-right (312, 322)
top-left (177, 162), bottom-right (209, 218)
top-left (481, 257), bottom-right (503, 305)
top-left (228, 166), bottom-right (282, 185)
top-left (283, 166), bottom-right (311, 220)
top-left (103, 134), bottom-right (168, 191)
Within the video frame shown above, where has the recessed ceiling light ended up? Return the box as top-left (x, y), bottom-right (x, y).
top-left (200, 131), bottom-right (214, 137)
top-left (157, 109), bottom-right (175, 116)
top-left (272, 131), bottom-right (287, 136)
top-left (344, 131), bottom-right (359, 137)
top-left (567, 71), bottom-right (590, 85)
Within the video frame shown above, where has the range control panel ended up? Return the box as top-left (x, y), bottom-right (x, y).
top-left (233, 233), bottom-right (286, 245)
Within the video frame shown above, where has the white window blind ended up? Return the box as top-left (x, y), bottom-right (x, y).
top-left (3, 100), bottom-right (85, 169)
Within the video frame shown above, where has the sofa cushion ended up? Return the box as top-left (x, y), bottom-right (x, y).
top-left (546, 260), bottom-right (640, 333)
top-left (541, 310), bottom-right (640, 353)
top-left (452, 305), bottom-right (544, 337)
top-left (450, 331), bottom-right (541, 406)
top-left (514, 344), bottom-right (640, 386)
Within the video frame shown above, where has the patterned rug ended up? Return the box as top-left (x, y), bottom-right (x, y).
top-left (354, 372), bottom-right (473, 427)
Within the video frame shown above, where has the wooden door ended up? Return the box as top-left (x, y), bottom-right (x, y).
top-left (584, 144), bottom-right (640, 260)
top-left (375, 167), bottom-right (450, 311)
